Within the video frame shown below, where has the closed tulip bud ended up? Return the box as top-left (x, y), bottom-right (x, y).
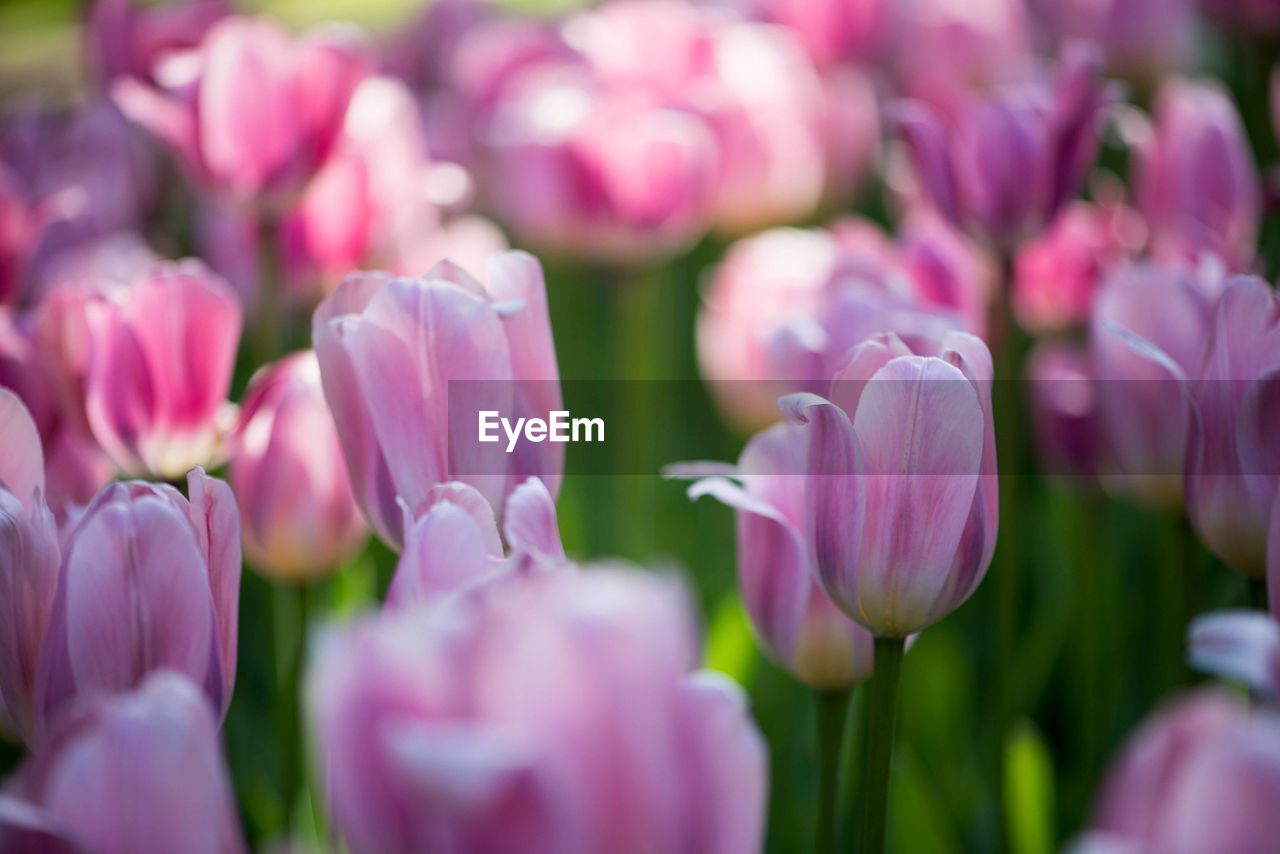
top-left (1185, 277), bottom-right (1280, 577)
top-left (229, 352), bottom-right (366, 581)
top-left (35, 468), bottom-right (240, 736)
top-left (0, 672), bottom-right (244, 853)
top-left (678, 424), bottom-right (875, 689)
top-left (74, 261), bottom-right (241, 479)
top-left (1134, 79), bottom-right (1260, 271)
top-left (1079, 690), bottom-right (1280, 852)
top-left (782, 330), bottom-right (998, 637)
top-left (895, 47), bottom-right (1115, 250)
top-left (0, 391), bottom-right (60, 743)
top-left (112, 16), bottom-right (368, 203)
top-left (1089, 263), bottom-right (1217, 508)
top-left (308, 567), bottom-right (766, 854)
top-left (313, 252), bottom-right (562, 549)
top-left (388, 477), bottom-right (565, 608)
top-left (1014, 202), bottom-right (1140, 333)
top-left (87, 0), bottom-right (229, 88)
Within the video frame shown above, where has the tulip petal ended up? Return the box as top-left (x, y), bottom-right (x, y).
top-left (388, 501), bottom-right (504, 607)
top-left (0, 795), bottom-right (79, 854)
top-left (852, 356), bottom-right (983, 635)
top-left (185, 469), bottom-right (241, 713)
top-left (1188, 610), bottom-right (1280, 699)
top-left (502, 477), bottom-right (564, 563)
top-left (827, 332), bottom-right (911, 423)
top-left (382, 721), bottom-right (533, 811)
top-left (0, 389), bottom-right (43, 506)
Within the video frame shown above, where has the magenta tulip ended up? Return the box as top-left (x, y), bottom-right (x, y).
top-left (783, 330), bottom-right (998, 637)
top-left (86, 0), bottom-right (229, 87)
top-left (1080, 690), bottom-right (1280, 852)
top-left (313, 252), bottom-right (562, 549)
top-left (308, 566), bottom-right (766, 854)
top-left (229, 351), bottom-right (366, 581)
top-left (1089, 262), bottom-right (1217, 508)
top-left (679, 423), bottom-right (875, 688)
top-left (696, 219), bottom-right (977, 431)
top-left (69, 260), bottom-right (241, 479)
top-left (35, 468), bottom-right (240, 736)
top-left (1185, 277), bottom-right (1280, 576)
top-left (1133, 79), bottom-right (1260, 271)
top-left (112, 15), bottom-right (368, 202)
top-left (388, 477), bottom-right (565, 608)
top-left (0, 671), bottom-right (244, 853)
top-left (0, 391), bottom-right (60, 743)
top-left (895, 47), bottom-right (1114, 249)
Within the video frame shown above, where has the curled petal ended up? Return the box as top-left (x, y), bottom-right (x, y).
top-left (1189, 611), bottom-right (1280, 699)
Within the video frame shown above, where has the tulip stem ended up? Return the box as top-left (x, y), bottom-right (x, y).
top-left (814, 689), bottom-right (848, 854)
top-left (861, 636), bottom-right (905, 854)
top-left (274, 580), bottom-right (311, 831)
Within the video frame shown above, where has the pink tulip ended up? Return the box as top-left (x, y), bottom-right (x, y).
top-left (35, 468), bottom-right (240, 736)
top-left (308, 566), bottom-right (766, 854)
top-left (312, 253), bottom-right (562, 549)
top-left (1133, 79), bottom-right (1260, 272)
top-left (112, 16), bottom-right (368, 202)
top-left (0, 672), bottom-right (244, 853)
top-left (1080, 690), bottom-right (1280, 852)
top-left (696, 220), bottom-right (975, 431)
top-left (1030, 0), bottom-right (1194, 82)
top-left (388, 477), bottom-right (565, 608)
top-left (229, 352), bottom-right (366, 581)
top-left (1185, 277), bottom-right (1280, 577)
top-left (678, 423), bottom-right (876, 688)
top-left (721, 0), bottom-right (891, 68)
top-left (1089, 262), bottom-right (1217, 508)
top-left (0, 391), bottom-right (60, 743)
top-left (782, 330), bottom-right (998, 636)
top-left (895, 47), bottom-right (1115, 249)
top-left (1026, 344), bottom-right (1102, 484)
top-left (86, 0), bottom-right (229, 87)
top-left (1014, 201), bottom-right (1140, 333)
top-left (65, 260), bottom-right (241, 479)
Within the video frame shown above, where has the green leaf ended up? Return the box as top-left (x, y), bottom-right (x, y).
top-left (1005, 721), bottom-right (1055, 854)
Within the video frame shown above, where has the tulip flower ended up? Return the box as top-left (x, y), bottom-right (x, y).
top-left (0, 390), bottom-right (59, 743)
top-left (229, 352), bottom-right (366, 581)
top-left (675, 424), bottom-right (874, 689)
top-left (112, 16), bottom-right (368, 202)
top-left (67, 260), bottom-right (241, 479)
top-left (782, 330), bottom-right (998, 637)
top-left (696, 220), bottom-right (975, 431)
top-left (313, 252), bottom-right (562, 549)
top-left (1184, 276), bottom-right (1280, 577)
top-left (86, 0), bottom-right (229, 87)
top-left (1079, 690), bottom-right (1280, 852)
top-left (895, 47), bottom-right (1114, 250)
top-left (35, 468), bottom-right (240, 735)
top-left (308, 566), bottom-right (766, 854)
top-left (1027, 344), bottom-right (1102, 484)
top-left (388, 477), bottom-right (565, 608)
top-left (1032, 0), bottom-right (1194, 83)
top-left (1013, 201), bottom-right (1140, 334)
top-left (0, 672), bottom-right (244, 853)
top-left (1133, 79), bottom-right (1260, 272)
top-left (722, 0), bottom-right (890, 68)
top-left (1089, 262), bottom-right (1217, 508)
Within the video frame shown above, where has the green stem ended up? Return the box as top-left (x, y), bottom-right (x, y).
top-left (274, 581), bottom-right (311, 831)
top-left (861, 637), bottom-right (906, 854)
top-left (814, 689), bottom-right (849, 854)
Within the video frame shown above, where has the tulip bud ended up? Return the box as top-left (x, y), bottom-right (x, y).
top-left (312, 252), bottom-right (562, 549)
top-left (229, 352), bottom-right (366, 581)
top-left (388, 477), bottom-right (565, 608)
top-left (1134, 79), bottom-right (1260, 271)
top-left (72, 261), bottom-right (241, 479)
top-left (112, 16), bottom-right (368, 202)
top-left (0, 390), bottom-right (60, 743)
top-left (783, 330), bottom-right (998, 637)
top-left (0, 672), bottom-right (244, 853)
top-left (1089, 263), bottom-right (1217, 508)
top-left (35, 468), bottom-right (240, 735)
top-left (308, 567), bottom-right (766, 854)
top-left (1080, 690), bottom-right (1280, 852)
top-left (895, 47), bottom-right (1115, 249)
top-left (679, 423), bottom-right (875, 689)
top-left (1185, 277), bottom-right (1280, 577)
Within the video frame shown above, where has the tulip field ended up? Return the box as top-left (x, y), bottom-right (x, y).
top-left (2, 0), bottom-right (1280, 852)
